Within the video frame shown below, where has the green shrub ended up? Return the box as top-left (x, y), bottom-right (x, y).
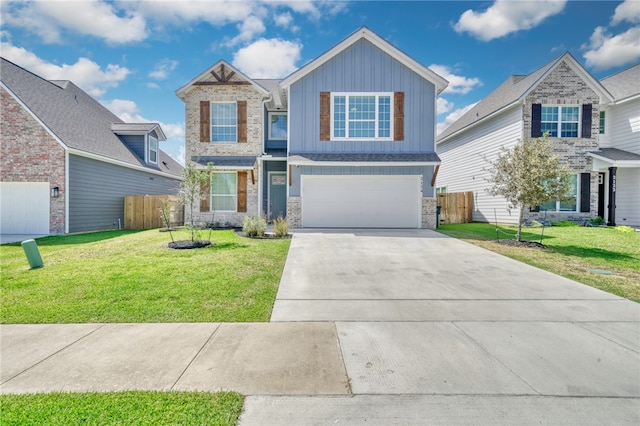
top-left (242, 216), bottom-right (267, 237)
top-left (273, 216), bottom-right (288, 237)
top-left (615, 225), bottom-right (634, 233)
top-left (590, 216), bottom-right (606, 226)
top-left (551, 220), bottom-right (579, 227)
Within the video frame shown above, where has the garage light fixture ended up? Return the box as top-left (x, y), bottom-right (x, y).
top-left (51, 186), bottom-right (59, 198)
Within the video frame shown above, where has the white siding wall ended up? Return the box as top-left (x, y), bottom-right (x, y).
top-left (436, 106), bottom-right (523, 224)
top-left (615, 167), bottom-right (640, 226)
top-left (610, 99), bottom-right (640, 154)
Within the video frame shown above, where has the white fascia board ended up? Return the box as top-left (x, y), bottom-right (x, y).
top-left (112, 124), bottom-right (167, 141)
top-left (288, 160), bottom-right (440, 167)
top-left (68, 148), bottom-right (183, 180)
top-left (587, 152), bottom-right (640, 168)
top-left (1, 81), bottom-right (68, 151)
top-left (175, 60), bottom-right (269, 100)
top-left (280, 27), bottom-right (449, 94)
top-left (611, 93), bottom-right (640, 105)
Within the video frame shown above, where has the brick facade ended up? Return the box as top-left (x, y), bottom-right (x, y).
top-left (522, 62), bottom-right (600, 224)
top-left (286, 197), bottom-right (302, 229)
top-left (421, 197), bottom-right (437, 229)
top-left (1, 87), bottom-right (66, 234)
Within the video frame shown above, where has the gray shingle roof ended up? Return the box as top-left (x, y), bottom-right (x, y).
top-left (588, 148), bottom-right (640, 162)
top-left (288, 153), bottom-right (440, 163)
top-left (111, 123), bottom-right (158, 133)
top-left (600, 63), bottom-right (640, 101)
top-left (254, 79), bottom-right (287, 109)
top-left (191, 156), bottom-right (257, 168)
top-left (1, 57), bottom-right (182, 178)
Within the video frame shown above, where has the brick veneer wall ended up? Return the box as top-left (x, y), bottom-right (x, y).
top-left (1, 87), bottom-right (66, 234)
top-left (522, 62), bottom-right (600, 223)
top-left (287, 197), bottom-right (302, 229)
top-left (421, 198), bottom-right (437, 229)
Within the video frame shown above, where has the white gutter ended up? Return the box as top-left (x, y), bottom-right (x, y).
top-left (69, 148), bottom-right (183, 180)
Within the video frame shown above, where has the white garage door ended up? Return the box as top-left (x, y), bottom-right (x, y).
top-left (0, 182), bottom-right (50, 234)
top-left (301, 175), bottom-right (421, 228)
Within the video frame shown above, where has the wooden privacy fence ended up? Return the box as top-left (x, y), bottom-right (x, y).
top-left (124, 195), bottom-right (183, 230)
top-left (437, 191), bottom-right (474, 225)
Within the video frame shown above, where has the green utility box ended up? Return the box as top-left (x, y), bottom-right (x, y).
top-left (21, 239), bottom-right (44, 269)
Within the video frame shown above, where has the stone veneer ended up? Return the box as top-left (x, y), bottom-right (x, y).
top-left (522, 61), bottom-right (600, 223)
top-left (286, 197), bottom-right (302, 229)
top-left (1, 87), bottom-right (66, 234)
top-left (422, 198), bottom-right (437, 229)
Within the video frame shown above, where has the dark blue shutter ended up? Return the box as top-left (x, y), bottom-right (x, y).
top-left (531, 104), bottom-right (542, 137)
top-left (580, 173), bottom-right (591, 212)
top-left (582, 104), bottom-right (592, 138)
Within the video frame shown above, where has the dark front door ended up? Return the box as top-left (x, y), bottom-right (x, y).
top-left (598, 172), bottom-right (605, 218)
top-left (268, 172), bottom-right (287, 221)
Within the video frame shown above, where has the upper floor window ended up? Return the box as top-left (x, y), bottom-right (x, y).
top-left (147, 134), bottom-right (158, 164)
top-left (211, 102), bottom-right (237, 142)
top-left (269, 112), bottom-right (287, 140)
top-left (331, 93), bottom-right (393, 140)
top-left (599, 111), bottom-right (605, 134)
top-left (541, 106), bottom-right (580, 138)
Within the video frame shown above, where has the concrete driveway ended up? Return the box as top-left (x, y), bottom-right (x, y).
top-left (244, 229), bottom-right (640, 424)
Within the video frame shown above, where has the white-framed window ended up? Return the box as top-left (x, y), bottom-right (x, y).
top-left (331, 93), bottom-right (393, 140)
top-left (147, 133), bottom-right (158, 164)
top-left (211, 172), bottom-right (237, 211)
top-left (211, 102), bottom-right (237, 142)
top-left (599, 111), bottom-right (605, 134)
top-left (269, 112), bottom-right (287, 140)
top-left (435, 186), bottom-right (447, 194)
top-left (541, 106), bottom-right (580, 138)
top-left (540, 174), bottom-right (578, 212)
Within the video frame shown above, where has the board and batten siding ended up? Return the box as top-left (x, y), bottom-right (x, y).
top-left (68, 154), bottom-right (180, 233)
top-left (289, 165), bottom-right (434, 198)
top-left (615, 167), bottom-right (640, 226)
top-left (436, 106), bottom-right (523, 224)
top-left (609, 100), bottom-right (640, 154)
top-left (288, 38), bottom-right (437, 154)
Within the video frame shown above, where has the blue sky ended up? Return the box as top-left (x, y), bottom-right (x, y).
top-left (2, 0), bottom-right (639, 164)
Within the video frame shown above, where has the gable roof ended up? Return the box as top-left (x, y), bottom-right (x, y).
top-left (254, 79), bottom-right (287, 109)
top-left (280, 26), bottom-right (448, 94)
top-left (1, 57), bottom-right (181, 178)
top-left (175, 60), bottom-right (270, 100)
top-left (437, 52), bottom-right (614, 144)
top-left (600, 63), bottom-right (640, 103)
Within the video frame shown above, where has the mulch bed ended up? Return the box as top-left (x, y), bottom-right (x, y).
top-left (235, 231), bottom-right (291, 239)
top-left (168, 240), bottom-right (212, 249)
top-left (496, 239), bottom-right (546, 249)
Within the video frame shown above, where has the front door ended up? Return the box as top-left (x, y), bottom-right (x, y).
top-left (268, 172), bottom-right (287, 221)
top-left (597, 172), bottom-right (606, 219)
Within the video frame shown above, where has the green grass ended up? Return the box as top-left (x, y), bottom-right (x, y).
top-left (1, 229), bottom-right (290, 323)
top-left (437, 223), bottom-right (640, 302)
top-left (0, 391), bottom-right (243, 426)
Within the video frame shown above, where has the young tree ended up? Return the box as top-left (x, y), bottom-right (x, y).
top-left (178, 161), bottom-right (214, 243)
top-left (486, 135), bottom-right (572, 241)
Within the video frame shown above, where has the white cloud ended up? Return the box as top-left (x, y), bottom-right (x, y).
top-left (1, 40), bottom-right (129, 97)
top-left (454, 0), bottom-right (567, 41)
top-left (146, 82), bottom-right (161, 90)
top-left (148, 59), bottom-right (178, 80)
top-left (437, 102), bottom-right (478, 136)
top-left (224, 15), bottom-right (266, 47)
top-left (127, 0), bottom-right (255, 26)
top-left (232, 38), bottom-right (302, 78)
top-left (429, 64), bottom-right (481, 95)
top-left (583, 26), bottom-right (640, 71)
top-left (274, 12), bottom-right (293, 28)
top-left (611, 0), bottom-right (640, 25)
top-left (437, 97), bottom-right (454, 116)
top-left (2, 0), bottom-right (146, 44)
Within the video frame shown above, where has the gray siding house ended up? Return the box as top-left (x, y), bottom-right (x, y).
top-left (1, 57), bottom-right (183, 235)
top-left (177, 27), bottom-right (448, 229)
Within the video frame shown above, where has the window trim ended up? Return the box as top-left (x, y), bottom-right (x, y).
top-left (540, 174), bottom-right (579, 213)
top-left (330, 92), bottom-right (394, 141)
top-left (268, 112), bottom-right (287, 141)
top-left (210, 171), bottom-right (238, 212)
top-left (147, 133), bottom-right (158, 165)
top-left (541, 105), bottom-right (581, 138)
top-left (211, 101), bottom-right (238, 143)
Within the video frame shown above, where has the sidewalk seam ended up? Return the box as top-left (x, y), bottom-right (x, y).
top-left (333, 322), bottom-right (353, 395)
top-left (170, 323), bottom-right (221, 390)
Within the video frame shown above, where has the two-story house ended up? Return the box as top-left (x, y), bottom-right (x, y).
top-left (1, 57), bottom-right (183, 236)
top-left (176, 27), bottom-right (448, 229)
top-left (436, 53), bottom-right (640, 227)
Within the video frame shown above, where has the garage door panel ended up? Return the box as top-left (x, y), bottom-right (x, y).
top-left (302, 176), bottom-right (420, 228)
top-left (0, 182), bottom-right (50, 234)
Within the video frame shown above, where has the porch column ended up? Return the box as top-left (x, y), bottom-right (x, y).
top-left (607, 166), bottom-right (617, 226)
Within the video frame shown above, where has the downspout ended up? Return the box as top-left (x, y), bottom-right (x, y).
top-left (258, 95), bottom-right (273, 218)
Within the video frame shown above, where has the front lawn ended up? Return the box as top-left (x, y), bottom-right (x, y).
top-left (0, 391), bottom-right (243, 426)
top-left (1, 229), bottom-right (290, 323)
top-left (437, 223), bottom-right (640, 302)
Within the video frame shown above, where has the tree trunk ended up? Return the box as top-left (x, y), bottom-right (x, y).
top-left (517, 205), bottom-right (525, 242)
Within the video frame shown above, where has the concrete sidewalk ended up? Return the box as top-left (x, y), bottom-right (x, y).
top-left (1, 229), bottom-right (639, 424)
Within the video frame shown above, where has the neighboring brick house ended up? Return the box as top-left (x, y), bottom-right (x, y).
top-left (436, 53), bottom-right (640, 226)
top-left (176, 27), bottom-right (448, 229)
top-left (1, 57), bottom-right (183, 235)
